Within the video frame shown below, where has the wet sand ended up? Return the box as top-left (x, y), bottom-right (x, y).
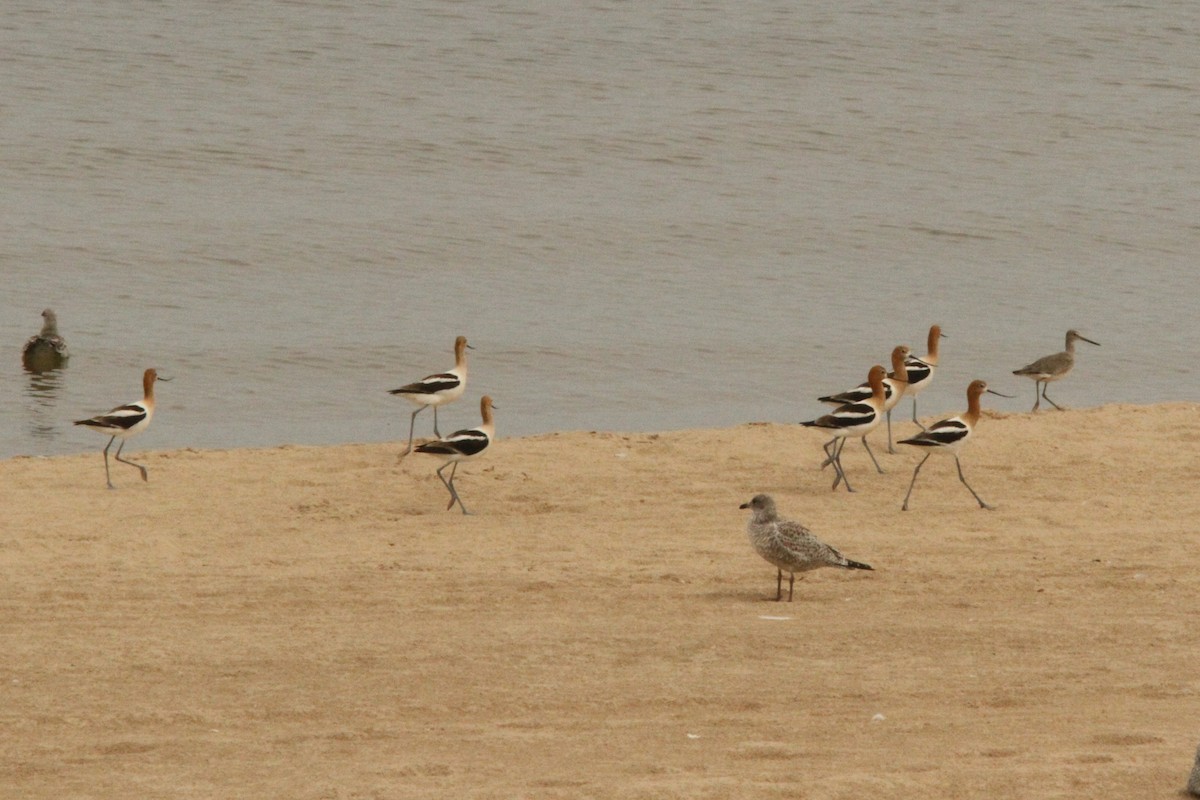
top-left (3, 403), bottom-right (1199, 798)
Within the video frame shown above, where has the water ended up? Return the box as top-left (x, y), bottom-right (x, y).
top-left (3, 0), bottom-right (1198, 459)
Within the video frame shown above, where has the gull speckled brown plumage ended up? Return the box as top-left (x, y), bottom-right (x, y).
top-left (739, 494), bottom-right (873, 602)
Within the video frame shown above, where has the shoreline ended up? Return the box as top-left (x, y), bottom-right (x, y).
top-left (7, 398), bottom-right (1196, 462)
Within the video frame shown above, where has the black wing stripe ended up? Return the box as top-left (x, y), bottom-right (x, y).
top-left (905, 362), bottom-right (932, 383)
top-left (447, 436), bottom-right (490, 457)
top-left (391, 374), bottom-right (461, 396)
top-left (813, 404), bottom-right (877, 429)
top-left (415, 430), bottom-right (490, 457)
top-left (901, 420), bottom-right (968, 447)
top-left (820, 382), bottom-right (894, 405)
top-left (76, 408), bottom-right (147, 430)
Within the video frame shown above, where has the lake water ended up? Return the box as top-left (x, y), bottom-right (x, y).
top-left (3, 0), bottom-right (1197, 459)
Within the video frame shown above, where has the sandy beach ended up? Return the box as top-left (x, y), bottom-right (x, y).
top-left (3, 402), bottom-right (1199, 798)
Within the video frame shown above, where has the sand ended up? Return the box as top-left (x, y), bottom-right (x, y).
top-left (3, 402), bottom-right (1199, 798)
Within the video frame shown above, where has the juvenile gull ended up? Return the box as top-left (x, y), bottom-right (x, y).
top-left (74, 368), bottom-right (168, 489)
top-left (898, 379), bottom-right (1012, 511)
top-left (1013, 329), bottom-right (1099, 412)
top-left (390, 335), bottom-right (473, 456)
top-left (415, 395), bottom-right (495, 515)
top-left (22, 308), bottom-right (70, 372)
top-left (739, 494), bottom-right (873, 602)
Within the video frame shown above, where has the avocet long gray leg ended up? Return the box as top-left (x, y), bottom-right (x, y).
top-left (830, 439), bottom-right (856, 493)
top-left (102, 436), bottom-right (116, 490)
top-left (436, 461), bottom-right (470, 515)
top-left (861, 437), bottom-right (884, 474)
top-left (955, 456), bottom-right (993, 510)
top-left (113, 439), bottom-right (148, 482)
top-left (402, 406), bottom-right (427, 456)
top-left (902, 453), bottom-right (931, 511)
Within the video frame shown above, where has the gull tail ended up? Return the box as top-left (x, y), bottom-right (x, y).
top-left (842, 558), bottom-right (874, 571)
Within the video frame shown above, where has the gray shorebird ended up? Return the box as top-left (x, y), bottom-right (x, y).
top-left (899, 379), bottom-right (1012, 511)
top-left (390, 335), bottom-right (473, 456)
top-left (74, 368), bottom-right (168, 489)
top-left (22, 308), bottom-right (70, 372)
top-left (739, 494), bottom-right (873, 602)
top-left (1013, 329), bottom-right (1099, 412)
top-left (415, 395), bottom-right (495, 515)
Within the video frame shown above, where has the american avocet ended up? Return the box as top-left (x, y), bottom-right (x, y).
top-left (414, 395), bottom-right (495, 515)
top-left (739, 494), bottom-right (873, 602)
top-left (898, 379), bottom-right (1012, 511)
top-left (74, 368), bottom-right (168, 489)
top-left (819, 345), bottom-right (914, 455)
top-left (390, 335), bottom-right (473, 456)
top-left (802, 365), bottom-right (887, 493)
top-left (22, 308), bottom-right (70, 372)
top-left (1012, 329), bottom-right (1099, 412)
top-left (904, 324), bottom-right (945, 428)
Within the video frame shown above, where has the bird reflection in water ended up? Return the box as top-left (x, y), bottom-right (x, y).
top-left (23, 366), bottom-right (67, 441)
